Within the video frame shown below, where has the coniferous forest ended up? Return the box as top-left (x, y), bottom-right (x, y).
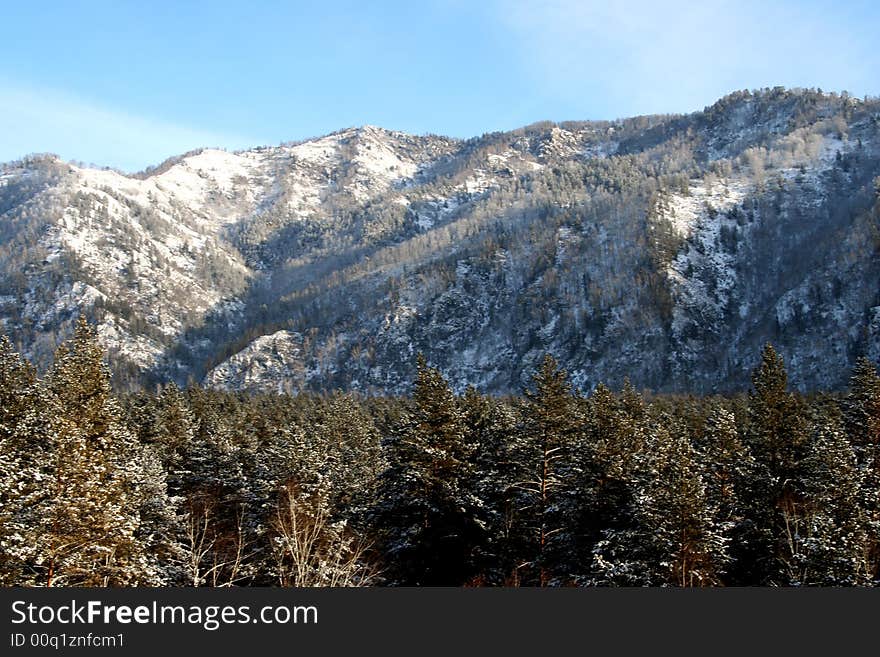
top-left (1, 317), bottom-right (878, 587)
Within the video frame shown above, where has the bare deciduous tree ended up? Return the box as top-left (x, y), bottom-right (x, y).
top-left (181, 500), bottom-right (249, 587)
top-left (271, 483), bottom-right (376, 587)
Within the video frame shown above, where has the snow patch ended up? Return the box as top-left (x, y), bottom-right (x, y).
top-left (655, 177), bottom-right (752, 238)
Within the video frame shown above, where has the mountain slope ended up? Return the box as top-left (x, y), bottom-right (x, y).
top-left (1, 87), bottom-right (879, 393)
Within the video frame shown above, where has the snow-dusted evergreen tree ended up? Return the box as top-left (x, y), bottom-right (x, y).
top-left (459, 385), bottom-right (518, 584)
top-left (307, 392), bottom-right (385, 513)
top-left (0, 336), bottom-right (54, 585)
top-left (175, 388), bottom-right (255, 585)
top-left (593, 415), bottom-right (727, 586)
top-left (124, 385), bottom-right (198, 545)
top-left (842, 356), bottom-right (880, 455)
top-left (571, 382), bottom-right (647, 580)
top-left (744, 343), bottom-right (810, 585)
top-left (511, 354), bottom-right (581, 586)
top-left (258, 392), bottom-right (387, 585)
top-left (153, 383), bottom-right (196, 468)
top-left (841, 357), bottom-right (880, 583)
top-left (133, 442), bottom-right (186, 584)
top-left (698, 405), bottom-right (751, 522)
top-left (33, 317), bottom-right (176, 584)
top-left (375, 355), bottom-right (482, 585)
top-left (695, 403), bottom-right (755, 584)
top-left (776, 411), bottom-right (873, 585)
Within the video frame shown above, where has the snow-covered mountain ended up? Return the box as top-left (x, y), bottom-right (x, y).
top-left (1, 87), bottom-right (879, 393)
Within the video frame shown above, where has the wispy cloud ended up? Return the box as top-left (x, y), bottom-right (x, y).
top-left (492, 0), bottom-right (880, 117)
top-left (0, 80), bottom-right (261, 172)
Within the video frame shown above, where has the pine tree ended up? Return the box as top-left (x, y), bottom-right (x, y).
top-left (570, 382), bottom-right (646, 582)
top-left (593, 415), bottom-right (726, 586)
top-left (156, 384), bottom-right (196, 455)
top-left (699, 405), bottom-right (750, 522)
top-left (313, 392), bottom-right (385, 514)
top-left (0, 336), bottom-right (53, 585)
top-left (841, 357), bottom-right (880, 583)
top-left (779, 412), bottom-right (873, 585)
top-left (743, 343), bottom-right (810, 585)
top-left (33, 317), bottom-right (175, 585)
top-left (124, 383), bottom-right (196, 499)
top-left (178, 388), bottom-right (254, 585)
top-left (459, 385), bottom-right (518, 584)
top-left (512, 354), bottom-right (580, 586)
top-left (697, 403), bottom-right (754, 584)
top-left (842, 356), bottom-right (880, 461)
top-left (748, 345), bottom-right (807, 477)
top-left (375, 355), bottom-right (482, 584)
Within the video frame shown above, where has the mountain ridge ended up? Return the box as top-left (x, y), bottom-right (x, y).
top-left (1, 86), bottom-right (878, 394)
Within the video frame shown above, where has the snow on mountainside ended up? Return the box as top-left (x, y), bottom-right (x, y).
top-left (1, 88), bottom-right (879, 393)
top-left (17, 155), bottom-right (253, 371)
top-left (203, 330), bottom-right (307, 393)
top-left (0, 126), bottom-right (458, 367)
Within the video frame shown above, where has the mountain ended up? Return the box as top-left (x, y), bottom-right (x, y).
top-left (1, 87), bottom-right (879, 394)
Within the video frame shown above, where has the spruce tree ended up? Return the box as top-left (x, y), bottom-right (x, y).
top-left (314, 392), bottom-right (385, 514)
top-left (699, 405), bottom-right (750, 523)
top-left (178, 388), bottom-right (253, 585)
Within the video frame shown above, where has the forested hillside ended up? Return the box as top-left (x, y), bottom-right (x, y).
top-left (2, 318), bottom-right (877, 586)
top-left (1, 87), bottom-right (879, 394)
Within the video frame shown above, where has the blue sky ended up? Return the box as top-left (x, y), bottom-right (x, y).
top-left (1, 0), bottom-right (878, 171)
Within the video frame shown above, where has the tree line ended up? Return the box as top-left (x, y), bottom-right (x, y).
top-left (1, 317), bottom-right (878, 586)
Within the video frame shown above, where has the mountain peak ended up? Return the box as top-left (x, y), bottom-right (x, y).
top-left (1, 88), bottom-right (878, 393)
